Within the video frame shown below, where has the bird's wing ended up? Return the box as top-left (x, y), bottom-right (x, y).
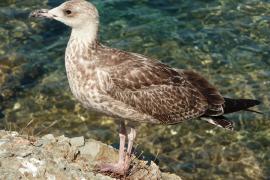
top-left (106, 52), bottom-right (208, 124)
top-left (179, 70), bottom-right (225, 116)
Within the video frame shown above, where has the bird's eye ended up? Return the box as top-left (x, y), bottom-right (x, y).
top-left (64, 10), bottom-right (72, 15)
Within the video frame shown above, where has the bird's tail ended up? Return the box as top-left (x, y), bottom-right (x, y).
top-left (201, 98), bottom-right (261, 131)
top-left (223, 97), bottom-right (261, 114)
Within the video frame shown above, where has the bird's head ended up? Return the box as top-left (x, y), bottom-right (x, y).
top-left (30, 0), bottom-right (99, 29)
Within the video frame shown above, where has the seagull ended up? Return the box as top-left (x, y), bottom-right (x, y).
top-left (30, 0), bottom-right (261, 175)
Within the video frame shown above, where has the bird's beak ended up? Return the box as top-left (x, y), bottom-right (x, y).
top-left (29, 9), bottom-right (57, 19)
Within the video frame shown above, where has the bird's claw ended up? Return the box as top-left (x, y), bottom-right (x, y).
top-left (97, 162), bottom-right (129, 175)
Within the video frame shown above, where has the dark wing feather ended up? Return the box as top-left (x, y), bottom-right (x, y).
top-left (179, 70), bottom-right (225, 116)
top-left (223, 98), bottom-right (261, 114)
top-left (106, 52), bottom-right (208, 124)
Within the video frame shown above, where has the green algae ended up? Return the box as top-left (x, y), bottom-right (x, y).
top-left (0, 0), bottom-right (269, 179)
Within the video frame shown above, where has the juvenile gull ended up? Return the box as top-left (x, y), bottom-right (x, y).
top-left (30, 0), bottom-right (261, 175)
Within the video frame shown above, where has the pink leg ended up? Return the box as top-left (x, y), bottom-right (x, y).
top-left (127, 127), bottom-right (136, 156)
top-left (118, 122), bottom-right (126, 164)
top-left (98, 121), bottom-right (130, 175)
top-left (124, 127), bottom-right (136, 168)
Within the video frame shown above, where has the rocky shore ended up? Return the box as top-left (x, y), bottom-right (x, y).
top-left (0, 130), bottom-right (181, 180)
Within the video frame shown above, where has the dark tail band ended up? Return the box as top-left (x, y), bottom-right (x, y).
top-left (223, 98), bottom-right (261, 114)
top-left (201, 98), bottom-right (261, 130)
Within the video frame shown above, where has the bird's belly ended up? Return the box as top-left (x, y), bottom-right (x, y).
top-left (65, 70), bottom-right (106, 112)
top-left (70, 85), bottom-right (106, 112)
top-left (66, 71), bottom-right (159, 123)
top-left (69, 82), bottom-right (156, 122)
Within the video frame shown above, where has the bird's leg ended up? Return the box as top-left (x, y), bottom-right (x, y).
top-left (118, 121), bottom-right (127, 165)
top-left (124, 127), bottom-right (136, 168)
top-left (127, 127), bottom-right (136, 156)
top-left (98, 121), bottom-right (130, 175)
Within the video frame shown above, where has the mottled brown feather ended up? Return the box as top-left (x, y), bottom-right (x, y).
top-left (104, 51), bottom-right (209, 124)
top-left (180, 70), bottom-right (225, 116)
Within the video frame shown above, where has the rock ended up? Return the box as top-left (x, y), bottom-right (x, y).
top-left (40, 134), bottom-right (56, 146)
top-left (161, 173), bottom-right (182, 180)
top-left (41, 134), bottom-right (55, 142)
top-left (70, 136), bottom-right (85, 147)
top-left (0, 149), bottom-right (12, 158)
top-left (0, 139), bottom-right (8, 146)
top-left (0, 130), bottom-right (182, 180)
top-left (79, 140), bottom-right (101, 157)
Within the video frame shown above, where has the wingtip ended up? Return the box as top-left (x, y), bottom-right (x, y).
top-left (243, 99), bottom-right (261, 106)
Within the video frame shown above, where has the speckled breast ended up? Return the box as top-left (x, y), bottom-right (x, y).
top-left (64, 54), bottom-right (104, 113)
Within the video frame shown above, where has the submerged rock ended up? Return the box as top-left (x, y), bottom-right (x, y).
top-left (0, 130), bottom-right (181, 180)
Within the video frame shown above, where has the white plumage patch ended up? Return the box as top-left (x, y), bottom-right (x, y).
top-left (201, 117), bottom-right (234, 131)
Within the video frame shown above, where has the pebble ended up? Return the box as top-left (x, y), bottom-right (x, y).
top-left (70, 136), bottom-right (84, 147)
top-left (32, 140), bottom-right (43, 147)
top-left (16, 150), bottom-right (32, 158)
top-left (41, 134), bottom-right (56, 142)
top-left (0, 149), bottom-right (12, 158)
top-left (79, 141), bottom-right (100, 157)
top-left (10, 131), bottom-right (19, 137)
top-left (57, 135), bottom-right (70, 143)
top-left (0, 139), bottom-right (8, 146)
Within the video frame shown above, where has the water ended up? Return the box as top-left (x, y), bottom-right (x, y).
top-left (0, 0), bottom-right (270, 179)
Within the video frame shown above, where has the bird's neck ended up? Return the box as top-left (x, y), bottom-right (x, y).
top-left (70, 22), bottom-right (99, 48)
top-left (65, 22), bottom-right (100, 71)
top-left (65, 24), bottom-right (100, 92)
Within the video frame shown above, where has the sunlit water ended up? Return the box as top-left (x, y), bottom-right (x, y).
top-left (0, 0), bottom-right (270, 179)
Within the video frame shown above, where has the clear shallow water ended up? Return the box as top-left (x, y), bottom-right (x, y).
top-left (0, 0), bottom-right (270, 179)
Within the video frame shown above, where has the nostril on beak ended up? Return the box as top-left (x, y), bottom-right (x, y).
top-left (29, 9), bottom-right (48, 18)
top-left (29, 9), bottom-right (56, 19)
top-left (38, 9), bottom-right (49, 14)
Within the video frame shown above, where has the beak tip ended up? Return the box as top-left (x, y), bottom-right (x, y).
top-left (29, 12), bottom-right (36, 18)
top-left (29, 9), bottom-right (53, 19)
